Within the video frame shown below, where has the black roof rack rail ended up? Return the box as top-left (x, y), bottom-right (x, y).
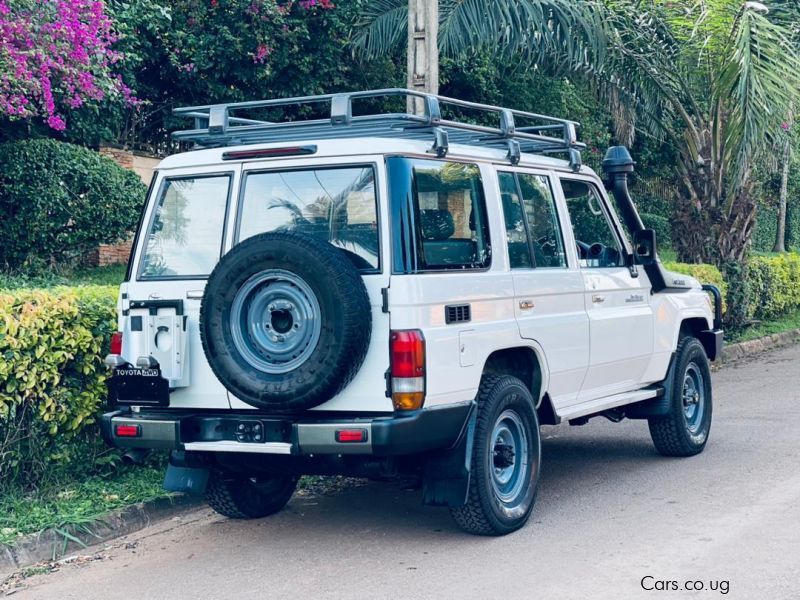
top-left (172, 88), bottom-right (585, 168)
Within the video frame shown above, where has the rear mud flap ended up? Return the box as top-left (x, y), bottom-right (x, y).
top-left (422, 402), bottom-right (477, 507)
top-left (163, 464), bottom-right (209, 495)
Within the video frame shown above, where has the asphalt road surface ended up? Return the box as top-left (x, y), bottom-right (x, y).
top-left (8, 345), bottom-right (800, 600)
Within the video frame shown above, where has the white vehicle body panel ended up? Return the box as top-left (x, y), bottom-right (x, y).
top-left (119, 136), bottom-right (716, 419)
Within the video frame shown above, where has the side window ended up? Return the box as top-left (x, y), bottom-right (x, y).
top-left (498, 172), bottom-right (532, 269)
top-left (139, 174), bottom-right (231, 279)
top-left (498, 171), bottom-right (566, 269)
top-left (518, 173), bottom-right (567, 268)
top-left (561, 179), bottom-right (625, 268)
top-left (410, 160), bottom-right (491, 270)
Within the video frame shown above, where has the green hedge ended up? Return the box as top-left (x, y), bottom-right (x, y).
top-left (0, 286), bottom-right (117, 489)
top-left (746, 253), bottom-right (800, 321)
top-left (0, 139), bottom-right (146, 270)
top-left (665, 253), bottom-right (800, 324)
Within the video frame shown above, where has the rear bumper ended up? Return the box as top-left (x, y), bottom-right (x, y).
top-left (100, 402), bottom-right (473, 457)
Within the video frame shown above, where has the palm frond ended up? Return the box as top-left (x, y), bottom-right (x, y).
top-left (351, 0), bottom-right (408, 59)
top-left (718, 3), bottom-right (800, 189)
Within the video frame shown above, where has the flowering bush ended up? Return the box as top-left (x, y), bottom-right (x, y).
top-left (0, 0), bottom-right (132, 130)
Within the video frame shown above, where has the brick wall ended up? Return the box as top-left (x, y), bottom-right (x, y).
top-left (92, 147), bottom-right (159, 267)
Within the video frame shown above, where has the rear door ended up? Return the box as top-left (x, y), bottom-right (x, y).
top-left (227, 155), bottom-right (392, 412)
top-left (557, 177), bottom-right (654, 402)
top-left (496, 168), bottom-right (590, 409)
top-left (125, 164), bottom-right (241, 409)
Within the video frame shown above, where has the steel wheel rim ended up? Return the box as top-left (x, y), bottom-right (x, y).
top-left (682, 362), bottom-right (705, 433)
top-left (229, 269), bottom-right (321, 374)
top-left (489, 409), bottom-right (529, 505)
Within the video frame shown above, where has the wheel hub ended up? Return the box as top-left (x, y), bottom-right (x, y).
top-left (681, 362), bottom-right (705, 433)
top-left (488, 410), bottom-right (529, 504)
top-left (493, 443), bottom-right (516, 469)
top-left (229, 269), bottom-right (321, 374)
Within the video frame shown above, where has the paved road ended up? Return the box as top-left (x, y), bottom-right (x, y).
top-left (10, 345), bottom-right (800, 599)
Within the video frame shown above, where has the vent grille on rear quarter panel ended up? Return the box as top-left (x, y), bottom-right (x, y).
top-left (445, 304), bottom-right (471, 324)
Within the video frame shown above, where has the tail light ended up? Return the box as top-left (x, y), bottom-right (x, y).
top-left (110, 331), bottom-right (123, 355)
top-left (390, 330), bottom-right (425, 410)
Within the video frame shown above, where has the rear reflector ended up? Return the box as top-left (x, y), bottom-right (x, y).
top-left (115, 424), bottom-right (141, 437)
top-left (390, 330), bottom-right (425, 410)
top-left (110, 331), bottom-right (123, 355)
top-left (335, 429), bottom-right (368, 443)
top-left (222, 145), bottom-right (317, 161)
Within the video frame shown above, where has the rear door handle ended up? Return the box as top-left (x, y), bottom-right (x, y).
top-left (591, 294), bottom-right (606, 304)
top-left (519, 300), bottom-right (535, 310)
top-left (186, 290), bottom-right (203, 300)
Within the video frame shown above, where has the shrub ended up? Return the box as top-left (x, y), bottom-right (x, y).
top-left (641, 212), bottom-right (672, 249)
top-left (746, 253), bottom-right (800, 321)
top-left (0, 285), bottom-right (117, 489)
top-left (0, 139), bottom-right (146, 270)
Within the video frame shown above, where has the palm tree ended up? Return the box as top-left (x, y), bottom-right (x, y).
top-left (355, 0), bottom-right (800, 265)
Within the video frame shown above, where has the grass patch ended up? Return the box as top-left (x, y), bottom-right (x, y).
top-left (0, 464), bottom-right (170, 547)
top-left (728, 307), bottom-right (800, 343)
top-left (0, 264), bottom-right (126, 290)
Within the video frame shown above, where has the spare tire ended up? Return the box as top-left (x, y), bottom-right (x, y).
top-left (200, 232), bottom-right (371, 411)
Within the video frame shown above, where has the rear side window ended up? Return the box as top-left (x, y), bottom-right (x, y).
top-left (409, 160), bottom-right (491, 270)
top-left (139, 174), bottom-right (231, 279)
top-left (238, 165), bottom-right (379, 271)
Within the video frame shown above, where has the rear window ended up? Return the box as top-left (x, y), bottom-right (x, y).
top-left (139, 174), bottom-right (231, 279)
top-left (237, 165), bottom-right (380, 271)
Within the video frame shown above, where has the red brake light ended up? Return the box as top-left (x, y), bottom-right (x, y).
top-left (221, 145), bottom-right (317, 161)
top-left (335, 429), bottom-right (368, 443)
top-left (390, 330), bottom-right (425, 378)
top-left (115, 424), bottom-right (140, 437)
top-left (110, 331), bottom-right (123, 355)
top-left (390, 330), bottom-right (425, 410)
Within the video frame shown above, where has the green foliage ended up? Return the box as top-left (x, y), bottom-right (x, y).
top-left (0, 285), bottom-right (118, 489)
top-left (640, 213), bottom-right (672, 250)
top-left (62, 0), bottom-right (402, 149)
top-left (0, 140), bottom-right (146, 270)
top-left (746, 253), bottom-right (800, 321)
top-left (0, 461), bottom-right (169, 546)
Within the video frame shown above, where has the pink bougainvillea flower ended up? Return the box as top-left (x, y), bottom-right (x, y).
top-left (0, 0), bottom-right (133, 130)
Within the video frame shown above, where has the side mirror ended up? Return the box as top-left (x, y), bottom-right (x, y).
top-left (632, 228), bottom-right (657, 266)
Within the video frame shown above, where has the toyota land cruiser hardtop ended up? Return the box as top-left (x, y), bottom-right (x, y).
top-left (101, 89), bottom-right (723, 535)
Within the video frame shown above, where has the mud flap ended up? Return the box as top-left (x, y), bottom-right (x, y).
top-left (163, 463), bottom-right (209, 495)
top-left (422, 402), bottom-right (477, 507)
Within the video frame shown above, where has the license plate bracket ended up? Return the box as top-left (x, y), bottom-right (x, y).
top-left (108, 367), bottom-right (170, 407)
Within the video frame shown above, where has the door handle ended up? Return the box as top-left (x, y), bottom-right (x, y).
top-left (519, 300), bottom-right (535, 310)
top-left (591, 294), bottom-right (606, 304)
top-left (186, 290), bottom-right (203, 300)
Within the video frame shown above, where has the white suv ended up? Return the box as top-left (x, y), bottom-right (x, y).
top-left (101, 89), bottom-right (723, 536)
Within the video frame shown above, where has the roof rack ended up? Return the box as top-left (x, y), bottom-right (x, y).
top-left (172, 88), bottom-right (585, 169)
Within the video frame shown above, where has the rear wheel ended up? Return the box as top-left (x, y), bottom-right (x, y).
top-left (450, 375), bottom-right (541, 536)
top-left (205, 470), bottom-right (298, 519)
top-left (648, 336), bottom-right (713, 457)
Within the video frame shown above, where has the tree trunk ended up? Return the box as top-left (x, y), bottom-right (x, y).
top-left (674, 180), bottom-right (757, 265)
top-left (773, 139), bottom-right (791, 253)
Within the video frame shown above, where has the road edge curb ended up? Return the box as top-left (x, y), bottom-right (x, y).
top-left (720, 328), bottom-right (800, 364)
top-left (0, 493), bottom-right (203, 575)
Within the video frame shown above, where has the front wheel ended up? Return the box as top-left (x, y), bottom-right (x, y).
top-left (648, 336), bottom-right (713, 457)
top-left (206, 470), bottom-right (298, 519)
top-left (450, 375), bottom-right (541, 536)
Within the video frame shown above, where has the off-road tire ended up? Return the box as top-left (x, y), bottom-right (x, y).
top-left (648, 336), bottom-right (713, 457)
top-left (450, 375), bottom-right (541, 536)
top-left (200, 231), bottom-right (371, 411)
top-left (205, 471), bottom-right (298, 519)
